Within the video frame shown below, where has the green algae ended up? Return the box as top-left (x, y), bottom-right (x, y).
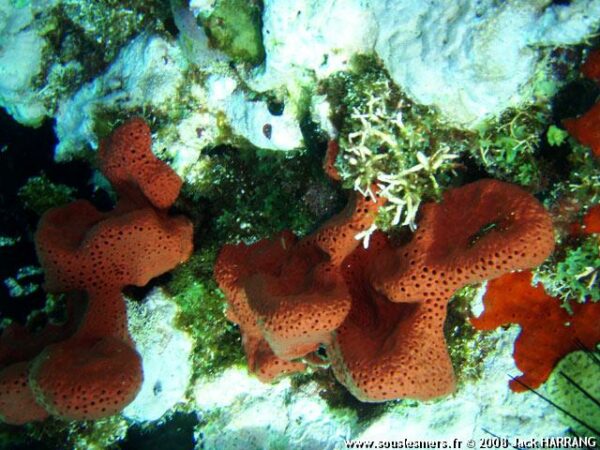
top-left (471, 106), bottom-right (548, 190)
top-left (166, 244), bottom-right (245, 381)
top-left (3, 265), bottom-right (43, 298)
top-left (181, 145), bottom-right (336, 243)
top-left (290, 369), bottom-right (389, 425)
top-left (444, 285), bottom-right (496, 387)
top-left (547, 124), bottom-right (569, 147)
top-left (562, 142), bottom-right (600, 207)
top-left (201, 0), bottom-right (265, 65)
top-left (535, 127), bottom-right (600, 310)
top-left (17, 173), bottom-right (76, 216)
top-left (535, 234), bottom-right (600, 310)
top-left (25, 416), bottom-right (128, 450)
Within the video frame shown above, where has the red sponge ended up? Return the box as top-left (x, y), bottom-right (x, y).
top-left (0, 118), bottom-right (193, 423)
top-left (564, 102), bottom-right (600, 159)
top-left (471, 271), bottom-right (600, 391)
top-left (0, 363), bottom-right (48, 425)
top-left (99, 117), bottom-right (183, 209)
top-left (30, 337), bottom-right (142, 420)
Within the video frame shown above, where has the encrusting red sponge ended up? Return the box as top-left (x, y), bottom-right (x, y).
top-left (327, 231), bottom-right (456, 402)
top-left (581, 48), bottom-right (600, 83)
top-left (369, 179), bottom-right (555, 302)
top-left (563, 102), bottom-right (600, 159)
top-left (0, 118), bottom-right (193, 423)
top-left (471, 271), bottom-right (600, 392)
top-left (0, 362), bottom-right (49, 425)
top-left (214, 231), bottom-right (309, 381)
top-left (563, 48), bottom-right (600, 159)
top-left (30, 337), bottom-right (144, 420)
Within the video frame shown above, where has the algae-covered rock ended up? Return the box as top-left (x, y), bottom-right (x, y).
top-left (54, 33), bottom-right (190, 161)
top-left (321, 55), bottom-right (466, 231)
top-left (201, 0), bottom-right (264, 65)
top-left (166, 246), bottom-right (245, 381)
top-left (17, 173), bottom-right (75, 216)
top-left (470, 107), bottom-right (548, 190)
top-left (205, 74), bottom-right (304, 151)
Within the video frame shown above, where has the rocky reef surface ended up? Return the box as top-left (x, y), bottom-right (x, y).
top-left (0, 0), bottom-right (599, 449)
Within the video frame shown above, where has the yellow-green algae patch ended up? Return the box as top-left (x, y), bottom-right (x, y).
top-left (17, 173), bottom-right (76, 216)
top-left (544, 349), bottom-right (600, 438)
top-left (201, 0), bottom-right (265, 66)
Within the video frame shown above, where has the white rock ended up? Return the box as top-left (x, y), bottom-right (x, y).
top-left (311, 95), bottom-right (336, 139)
top-left (54, 33), bottom-right (188, 161)
top-left (248, 0), bottom-right (600, 128)
top-left (373, 0), bottom-right (600, 126)
top-left (531, 0), bottom-right (600, 46)
top-left (124, 288), bottom-right (193, 422)
top-left (159, 110), bottom-right (218, 181)
top-left (206, 74), bottom-right (304, 151)
top-left (193, 367), bottom-right (277, 411)
top-left (249, 0), bottom-right (377, 93)
top-left (0, 0), bottom-right (52, 126)
top-left (48, 0), bottom-right (600, 164)
top-left (193, 368), bottom-right (355, 449)
top-left (171, 0), bottom-right (226, 66)
top-left (188, 0), bottom-right (217, 18)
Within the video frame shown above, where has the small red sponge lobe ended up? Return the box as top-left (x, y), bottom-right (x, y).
top-left (30, 337), bottom-right (142, 420)
top-left (0, 362), bottom-right (49, 425)
top-left (99, 117), bottom-right (183, 209)
top-left (581, 49), bottom-right (600, 82)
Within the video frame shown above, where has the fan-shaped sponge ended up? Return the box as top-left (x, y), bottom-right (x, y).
top-left (216, 186), bottom-right (385, 375)
top-left (328, 232), bottom-right (456, 401)
top-left (329, 180), bottom-right (554, 401)
top-left (215, 232), bottom-right (306, 380)
top-left (37, 204), bottom-right (192, 287)
top-left (370, 179), bottom-right (555, 303)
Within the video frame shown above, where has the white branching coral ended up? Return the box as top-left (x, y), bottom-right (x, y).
top-left (376, 144), bottom-right (459, 229)
top-left (333, 71), bottom-right (463, 232)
